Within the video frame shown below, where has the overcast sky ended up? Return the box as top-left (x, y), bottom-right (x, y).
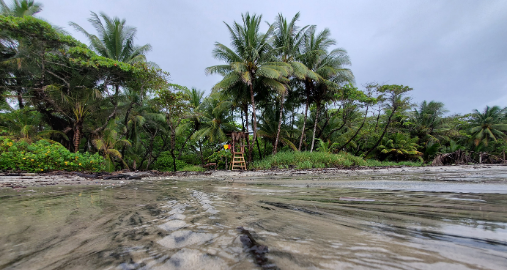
top-left (36, 0), bottom-right (507, 114)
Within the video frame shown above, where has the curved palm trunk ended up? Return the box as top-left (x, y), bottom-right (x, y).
top-left (337, 105), bottom-right (369, 152)
top-left (273, 93), bottom-right (285, 155)
top-left (364, 108), bottom-right (396, 158)
top-left (310, 101), bottom-right (321, 152)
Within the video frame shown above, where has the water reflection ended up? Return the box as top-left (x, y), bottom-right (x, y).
top-left (0, 171), bottom-right (507, 269)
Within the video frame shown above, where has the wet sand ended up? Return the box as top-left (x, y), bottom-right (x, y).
top-left (1, 165), bottom-right (506, 269)
top-left (1, 164), bottom-right (506, 188)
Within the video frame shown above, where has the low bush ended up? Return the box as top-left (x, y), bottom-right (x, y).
top-left (252, 151), bottom-right (368, 170)
top-left (152, 151), bottom-right (189, 171)
top-left (0, 137), bottom-right (105, 172)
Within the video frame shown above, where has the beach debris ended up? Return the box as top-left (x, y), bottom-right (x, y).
top-left (237, 226), bottom-right (278, 270)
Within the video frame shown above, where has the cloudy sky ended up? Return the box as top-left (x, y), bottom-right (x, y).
top-left (36, 0), bottom-right (507, 114)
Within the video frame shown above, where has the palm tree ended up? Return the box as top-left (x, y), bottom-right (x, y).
top-left (271, 12), bottom-right (310, 154)
top-left (206, 13), bottom-right (292, 158)
top-left (257, 102), bottom-right (297, 154)
top-left (411, 100), bottom-right (448, 143)
top-left (192, 94), bottom-right (237, 143)
top-left (378, 132), bottom-right (422, 161)
top-left (70, 12), bottom-right (152, 64)
top-left (0, 0), bottom-right (42, 17)
top-left (297, 27), bottom-right (353, 151)
top-left (178, 87), bottom-right (205, 163)
top-left (469, 106), bottom-right (507, 147)
top-left (93, 125), bottom-right (131, 171)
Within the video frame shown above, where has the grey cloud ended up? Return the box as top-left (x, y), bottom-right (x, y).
top-left (38, 0), bottom-right (507, 114)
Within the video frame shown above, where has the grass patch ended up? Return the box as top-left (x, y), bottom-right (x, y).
top-left (179, 165), bottom-right (205, 172)
top-left (364, 159), bottom-right (424, 167)
top-left (252, 151), bottom-right (424, 170)
top-left (252, 151), bottom-right (367, 170)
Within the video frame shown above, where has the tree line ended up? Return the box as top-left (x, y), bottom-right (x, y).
top-left (1, 1), bottom-right (506, 172)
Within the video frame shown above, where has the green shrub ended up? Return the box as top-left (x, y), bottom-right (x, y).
top-left (179, 165), bottom-right (205, 172)
top-left (152, 151), bottom-right (188, 171)
top-left (0, 137), bottom-right (105, 172)
top-left (207, 149), bottom-right (232, 170)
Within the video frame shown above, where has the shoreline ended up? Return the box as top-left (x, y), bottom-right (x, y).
top-left (1, 164), bottom-right (506, 188)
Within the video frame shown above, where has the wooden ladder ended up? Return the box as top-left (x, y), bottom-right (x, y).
top-left (231, 152), bottom-right (247, 170)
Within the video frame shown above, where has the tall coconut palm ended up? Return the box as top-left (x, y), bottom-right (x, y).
top-left (298, 27), bottom-right (354, 151)
top-left (469, 106), bottom-right (507, 147)
top-left (297, 27), bottom-right (341, 151)
top-left (270, 12), bottom-right (311, 154)
top-left (70, 12), bottom-right (152, 64)
top-left (206, 13), bottom-right (292, 158)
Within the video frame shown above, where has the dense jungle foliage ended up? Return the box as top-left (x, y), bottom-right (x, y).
top-left (1, 1), bottom-right (506, 172)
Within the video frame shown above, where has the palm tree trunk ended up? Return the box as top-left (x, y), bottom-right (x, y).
top-left (244, 105), bottom-right (252, 164)
top-left (177, 133), bottom-right (191, 160)
top-left (249, 83), bottom-right (258, 157)
top-left (310, 101), bottom-right (321, 152)
top-left (273, 93), bottom-right (285, 155)
top-left (73, 121), bottom-right (82, 153)
top-left (198, 141), bottom-right (205, 166)
top-left (298, 99), bottom-right (309, 151)
top-left (170, 130), bottom-right (177, 171)
top-left (16, 86), bottom-right (24, 109)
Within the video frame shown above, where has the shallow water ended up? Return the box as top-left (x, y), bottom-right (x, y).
top-left (1, 169), bottom-right (507, 269)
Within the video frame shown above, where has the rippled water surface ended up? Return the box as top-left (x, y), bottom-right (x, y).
top-left (1, 168), bottom-right (507, 269)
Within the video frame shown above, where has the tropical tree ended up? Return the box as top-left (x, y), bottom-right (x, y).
top-left (206, 13), bottom-right (292, 159)
top-left (363, 84), bottom-right (412, 158)
top-left (70, 12), bottom-right (152, 64)
top-left (153, 84), bottom-right (192, 171)
top-left (469, 106), bottom-right (507, 147)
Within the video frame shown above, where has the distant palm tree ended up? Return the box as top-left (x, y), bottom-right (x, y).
top-left (469, 106), bottom-right (507, 147)
top-left (411, 100), bottom-right (448, 142)
top-left (0, 0), bottom-right (42, 17)
top-left (192, 94), bottom-right (237, 143)
top-left (93, 126), bottom-right (131, 171)
top-left (206, 13), bottom-right (292, 152)
top-left (70, 12), bottom-right (151, 64)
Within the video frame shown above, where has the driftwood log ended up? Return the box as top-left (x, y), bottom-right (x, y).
top-left (431, 150), bottom-right (473, 166)
top-left (432, 150), bottom-right (504, 166)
